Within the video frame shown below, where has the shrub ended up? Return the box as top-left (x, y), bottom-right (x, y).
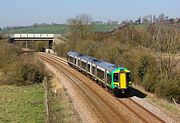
top-left (2, 56), bottom-right (45, 86)
top-left (156, 79), bottom-right (180, 103)
top-left (138, 55), bottom-right (158, 92)
top-left (0, 41), bottom-right (45, 86)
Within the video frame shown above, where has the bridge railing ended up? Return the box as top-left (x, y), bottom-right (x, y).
top-left (13, 34), bottom-right (54, 38)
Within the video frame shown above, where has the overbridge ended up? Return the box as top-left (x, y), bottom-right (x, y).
top-left (10, 34), bottom-right (55, 49)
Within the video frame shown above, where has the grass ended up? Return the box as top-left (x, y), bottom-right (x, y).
top-left (134, 24), bottom-right (148, 32)
top-left (92, 24), bottom-right (118, 32)
top-left (0, 84), bottom-right (45, 123)
top-left (48, 77), bottom-right (81, 123)
top-left (0, 24), bottom-right (118, 34)
top-left (133, 84), bottom-right (180, 121)
top-left (148, 97), bottom-right (180, 115)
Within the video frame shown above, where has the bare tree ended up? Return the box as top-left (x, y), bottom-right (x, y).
top-left (66, 14), bottom-right (93, 50)
top-left (150, 23), bottom-right (180, 81)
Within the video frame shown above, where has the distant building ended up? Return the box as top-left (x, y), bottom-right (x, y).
top-left (134, 17), bottom-right (141, 24)
top-left (174, 18), bottom-right (180, 23)
top-left (142, 15), bottom-right (153, 24)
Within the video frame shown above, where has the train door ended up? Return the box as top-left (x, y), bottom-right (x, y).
top-left (105, 69), bottom-right (107, 85)
top-left (95, 65), bottom-right (97, 80)
top-left (76, 58), bottom-right (78, 66)
top-left (90, 63), bottom-right (92, 75)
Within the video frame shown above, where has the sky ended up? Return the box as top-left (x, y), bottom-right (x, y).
top-left (0, 0), bottom-right (179, 27)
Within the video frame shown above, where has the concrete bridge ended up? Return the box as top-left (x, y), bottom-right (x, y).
top-left (10, 34), bottom-right (55, 49)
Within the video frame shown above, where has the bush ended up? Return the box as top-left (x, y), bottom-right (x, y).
top-left (156, 80), bottom-right (180, 103)
top-left (2, 56), bottom-right (45, 86)
top-left (19, 63), bottom-right (44, 85)
top-left (0, 41), bottom-right (45, 86)
top-left (138, 55), bottom-right (158, 92)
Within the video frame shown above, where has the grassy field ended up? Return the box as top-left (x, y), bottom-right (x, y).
top-left (0, 84), bottom-right (45, 123)
top-left (92, 24), bottom-right (118, 32)
top-left (0, 24), bottom-right (118, 34)
top-left (0, 25), bottom-right (68, 34)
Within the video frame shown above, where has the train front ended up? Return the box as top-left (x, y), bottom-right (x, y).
top-left (112, 67), bottom-right (132, 94)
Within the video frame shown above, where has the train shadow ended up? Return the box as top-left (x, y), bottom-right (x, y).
top-left (116, 87), bottom-right (147, 98)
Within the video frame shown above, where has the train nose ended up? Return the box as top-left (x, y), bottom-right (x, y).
top-left (119, 73), bottom-right (127, 89)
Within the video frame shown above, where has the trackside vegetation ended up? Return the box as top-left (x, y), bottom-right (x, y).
top-left (47, 77), bottom-right (81, 123)
top-left (0, 40), bottom-right (45, 86)
top-left (0, 37), bottom-right (46, 122)
top-left (56, 14), bottom-right (180, 103)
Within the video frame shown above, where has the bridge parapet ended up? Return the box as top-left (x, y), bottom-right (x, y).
top-left (13, 34), bottom-right (54, 38)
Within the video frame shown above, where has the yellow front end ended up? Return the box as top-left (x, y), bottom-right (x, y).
top-left (119, 73), bottom-right (127, 89)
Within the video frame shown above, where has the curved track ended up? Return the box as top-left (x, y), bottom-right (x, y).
top-left (38, 52), bottom-right (165, 123)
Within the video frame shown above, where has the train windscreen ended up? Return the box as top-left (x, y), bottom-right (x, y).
top-left (113, 73), bottom-right (119, 82)
top-left (126, 73), bottom-right (131, 82)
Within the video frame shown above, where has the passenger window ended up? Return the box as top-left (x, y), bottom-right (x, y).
top-left (78, 60), bottom-right (80, 66)
top-left (107, 74), bottom-right (111, 84)
top-left (113, 73), bottom-right (119, 82)
top-left (97, 68), bottom-right (104, 80)
top-left (88, 64), bottom-right (90, 72)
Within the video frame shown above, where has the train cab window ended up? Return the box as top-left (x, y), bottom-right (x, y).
top-left (126, 73), bottom-right (131, 82)
top-left (113, 73), bottom-right (119, 82)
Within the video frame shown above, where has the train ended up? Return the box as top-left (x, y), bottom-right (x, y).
top-left (67, 51), bottom-right (132, 95)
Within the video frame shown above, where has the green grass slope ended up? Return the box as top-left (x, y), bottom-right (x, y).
top-left (0, 84), bottom-right (45, 123)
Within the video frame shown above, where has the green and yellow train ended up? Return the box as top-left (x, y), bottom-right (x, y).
top-left (67, 51), bottom-right (132, 95)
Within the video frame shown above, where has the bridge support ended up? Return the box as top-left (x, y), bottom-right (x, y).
top-left (25, 41), bottom-right (28, 48)
top-left (48, 40), bottom-right (53, 49)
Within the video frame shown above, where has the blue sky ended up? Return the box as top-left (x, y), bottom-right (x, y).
top-left (0, 0), bottom-right (179, 27)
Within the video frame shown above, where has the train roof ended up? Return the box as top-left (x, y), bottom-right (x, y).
top-left (80, 54), bottom-right (117, 71)
top-left (67, 51), bottom-right (80, 57)
top-left (79, 54), bottom-right (97, 63)
top-left (68, 51), bottom-right (117, 72)
top-left (94, 60), bottom-right (117, 72)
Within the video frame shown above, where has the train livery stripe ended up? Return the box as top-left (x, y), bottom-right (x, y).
top-left (120, 73), bottom-right (127, 89)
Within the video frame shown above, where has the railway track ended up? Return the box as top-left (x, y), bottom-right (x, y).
top-left (38, 52), bottom-right (165, 123)
top-left (38, 54), bottom-right (126, 123)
